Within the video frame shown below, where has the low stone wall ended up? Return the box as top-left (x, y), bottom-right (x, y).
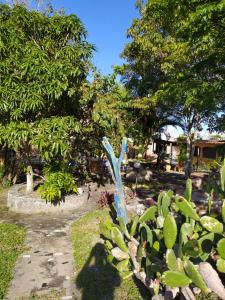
top-left (7, 184), bottom-right (88, 214)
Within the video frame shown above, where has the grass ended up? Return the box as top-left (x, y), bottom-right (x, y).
top-left (71, 209), bottom-right (149, 300)
top-left (0, 223), bottom-right (26, 299)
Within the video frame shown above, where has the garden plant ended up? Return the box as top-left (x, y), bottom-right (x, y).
top-left (100, 138), bottom-right (225, 299)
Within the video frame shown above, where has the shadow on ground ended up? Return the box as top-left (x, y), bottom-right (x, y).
top-left (76, 243), bottom-right (121, 300)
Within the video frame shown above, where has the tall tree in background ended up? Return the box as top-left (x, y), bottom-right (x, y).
top-left (120, 0), bottom-right (224, 177)
top-left (0, 3), bottom-right (94, 190)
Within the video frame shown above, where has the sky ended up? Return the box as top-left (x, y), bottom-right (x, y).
top-left (38, 0), bottom-right (139, 75)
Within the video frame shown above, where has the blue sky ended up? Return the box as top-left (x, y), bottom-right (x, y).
top-left (41, 0), bottom-right (139, 75)
top-left (3, 0), bottom-right (139, 74)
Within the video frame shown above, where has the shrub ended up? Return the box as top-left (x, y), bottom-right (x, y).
top-left (38, 170), bottom-right (77, 202)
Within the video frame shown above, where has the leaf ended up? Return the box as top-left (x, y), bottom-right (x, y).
top-left (99, 223), bottom-right (111, 240)
top-left (198, 232), bottom-right (214, 261)
top-left (115, 259), bottom-right (130, 273)
top-left (222, 200), bottom-right (225, 223)
top-left (221, 162), bottom-right (225, 192)
top-left (185, 178), bottom-right (192, 202)
top-left (166, 249), bottom-right (177, 271)
top-left (175, 196), bottom-right (200, 221)
top-left (139, 223), bottom-right (153, 247)
top-left (200, 216), bottom-right (223, 234)
top-left (183, 239), bottom-right (201, 258)
top-left (217, 238), bottom-right (225, 259)
top-left (162, 271), bottom-right (192, 287)
top-left (163, 214), bottom-right (177, 249)
top-left (184, 260), bottom-right (209, 293)
top-left (162, 193), bottom-right (171, 218)
top-left (129, 215), bottom-right (139, 236)
top-left (111, 227), bottom-right (128, 253)
top-left (216, 258), bottom-right (225, 273)
top-left (139, 205), bottom-right (157, 223)
top-left (118, 217), bottom-right (130, 238)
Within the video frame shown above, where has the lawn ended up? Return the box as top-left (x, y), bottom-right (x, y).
top-left (0, 223), bottom-right (26, 299)
top-left (71, 209), bottom-right (149, 300)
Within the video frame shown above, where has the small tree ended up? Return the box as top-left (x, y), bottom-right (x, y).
top-left (0, 4), bottom-right (94, 190)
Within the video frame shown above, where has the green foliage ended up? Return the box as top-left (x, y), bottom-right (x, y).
top-left (162, 271), bottom-right (191, 288)
top-left (100, 173), bottom-right (225, 297)
top-left (119, 0), bottom-right (225, 176)
top-left (38, 170), bottom-right (77, 202)
top-left (163, 214), bottom-right (177, 249)
top-left (0, 3), bottom-right (95, 184)
top-left (184, 260), bottom-right (209, 294)
top-left (0, 223), bottom-right (26, 299)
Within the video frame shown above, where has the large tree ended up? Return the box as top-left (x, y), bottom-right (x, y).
top-left (120, 0), bottom-right (224, 177)
top-left (0, 3), bottom-right (94, 190)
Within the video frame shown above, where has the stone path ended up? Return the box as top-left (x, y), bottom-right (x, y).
top-left (0, 185), bottom-right (103, 300)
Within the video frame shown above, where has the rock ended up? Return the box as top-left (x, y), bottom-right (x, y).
top-left (137, 204), bottom-right (145, 215)
top-left (111, 247), bottom-right (129, 260)
top-left (198, 262), bottom-right (225, 300)
top-left (126, 169), bottom-right (152, 183)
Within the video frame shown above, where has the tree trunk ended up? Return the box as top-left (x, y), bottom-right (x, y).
top-left (185, 134), bottom-right (193, 179)
top-left (26, 165), bottom-right (34, 193)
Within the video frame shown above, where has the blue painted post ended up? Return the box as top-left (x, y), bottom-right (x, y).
top-left (102, 137), bottom-right (128, 224)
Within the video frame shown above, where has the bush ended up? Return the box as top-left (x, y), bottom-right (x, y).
top-left (38, 170), bottom-right (77, 202)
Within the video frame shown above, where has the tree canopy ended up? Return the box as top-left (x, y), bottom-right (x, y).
top-left (0, 3), bottom-right (95, 185)
top-left (119, 0), bottom-right (225, 177)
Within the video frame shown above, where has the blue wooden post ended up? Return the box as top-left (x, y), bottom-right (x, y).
top-left (102, 137), bottom-right (128, 224)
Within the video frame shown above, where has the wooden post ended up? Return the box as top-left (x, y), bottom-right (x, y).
top-left (102, 137), bottom-right (127, 224)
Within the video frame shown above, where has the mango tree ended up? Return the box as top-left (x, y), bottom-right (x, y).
top-left (0, 4), bottom-right (93, 190)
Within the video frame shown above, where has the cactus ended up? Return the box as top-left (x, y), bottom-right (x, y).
top-left (198, 232), bottom-right (214, 261)
top-left (118, 217), bottom-right (130, 239)
top-left (157, 191), bottom-right (164, 215)
top-left (185, 178), bottom-right (192, 202)
top-left (161, 193), bottom-right (171, 218)
top-left (139, 223), bottom-right (153, 247)
top-left (183, 239), bottom-right (201, 257)
top-left (220, 159), bottom-right (225, 192)
top-left (217, 238), bottom-right (225, 259)
top-left (116, 259), bottom-right (130, 273)
top-left (222, 200), bottom-right (225, 223)
top-left (163, 214), bottom-right (177, 249)
top-left (111, 226), bottom-right (128, 253)
top-left (200, 216), bottom-right (223, 234)
top-left (166, 249), bottom-right (177, 271)
top-left (175, 196), bottom-right (200, 221)
top-left (184, 260), bottom-right (209, 293)
top-left (139, 205), bottom-right (157, 223)
top-left (216, 258), bottom-right (225, 273)
top-left (162, 271), bottom-right (192, 287)
top-left (99, 223), bottom-right (112, 240)
top-left (178, 223), bottom-right (193, 258)
top-left (129, 215), bottom-right (139, 236)
top-left (99, 149), bottom-right (225, 298)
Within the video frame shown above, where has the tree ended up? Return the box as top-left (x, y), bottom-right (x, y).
top-left (120, 0), bottom-right (224, 177)
top-left (0, 3), bottom-right (94, 190)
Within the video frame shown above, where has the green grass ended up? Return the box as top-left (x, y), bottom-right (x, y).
top-left (71, 209), bottom-right (149, 300)
top-left (0, 223), bottom-right (26, 299)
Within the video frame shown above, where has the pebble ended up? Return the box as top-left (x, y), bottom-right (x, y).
top-left (61, 296), bottom-right (73, 300)
top-left (54, 252), bottom-right (63, 256)
top-left (23, 255), bottom-right (31, 258)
